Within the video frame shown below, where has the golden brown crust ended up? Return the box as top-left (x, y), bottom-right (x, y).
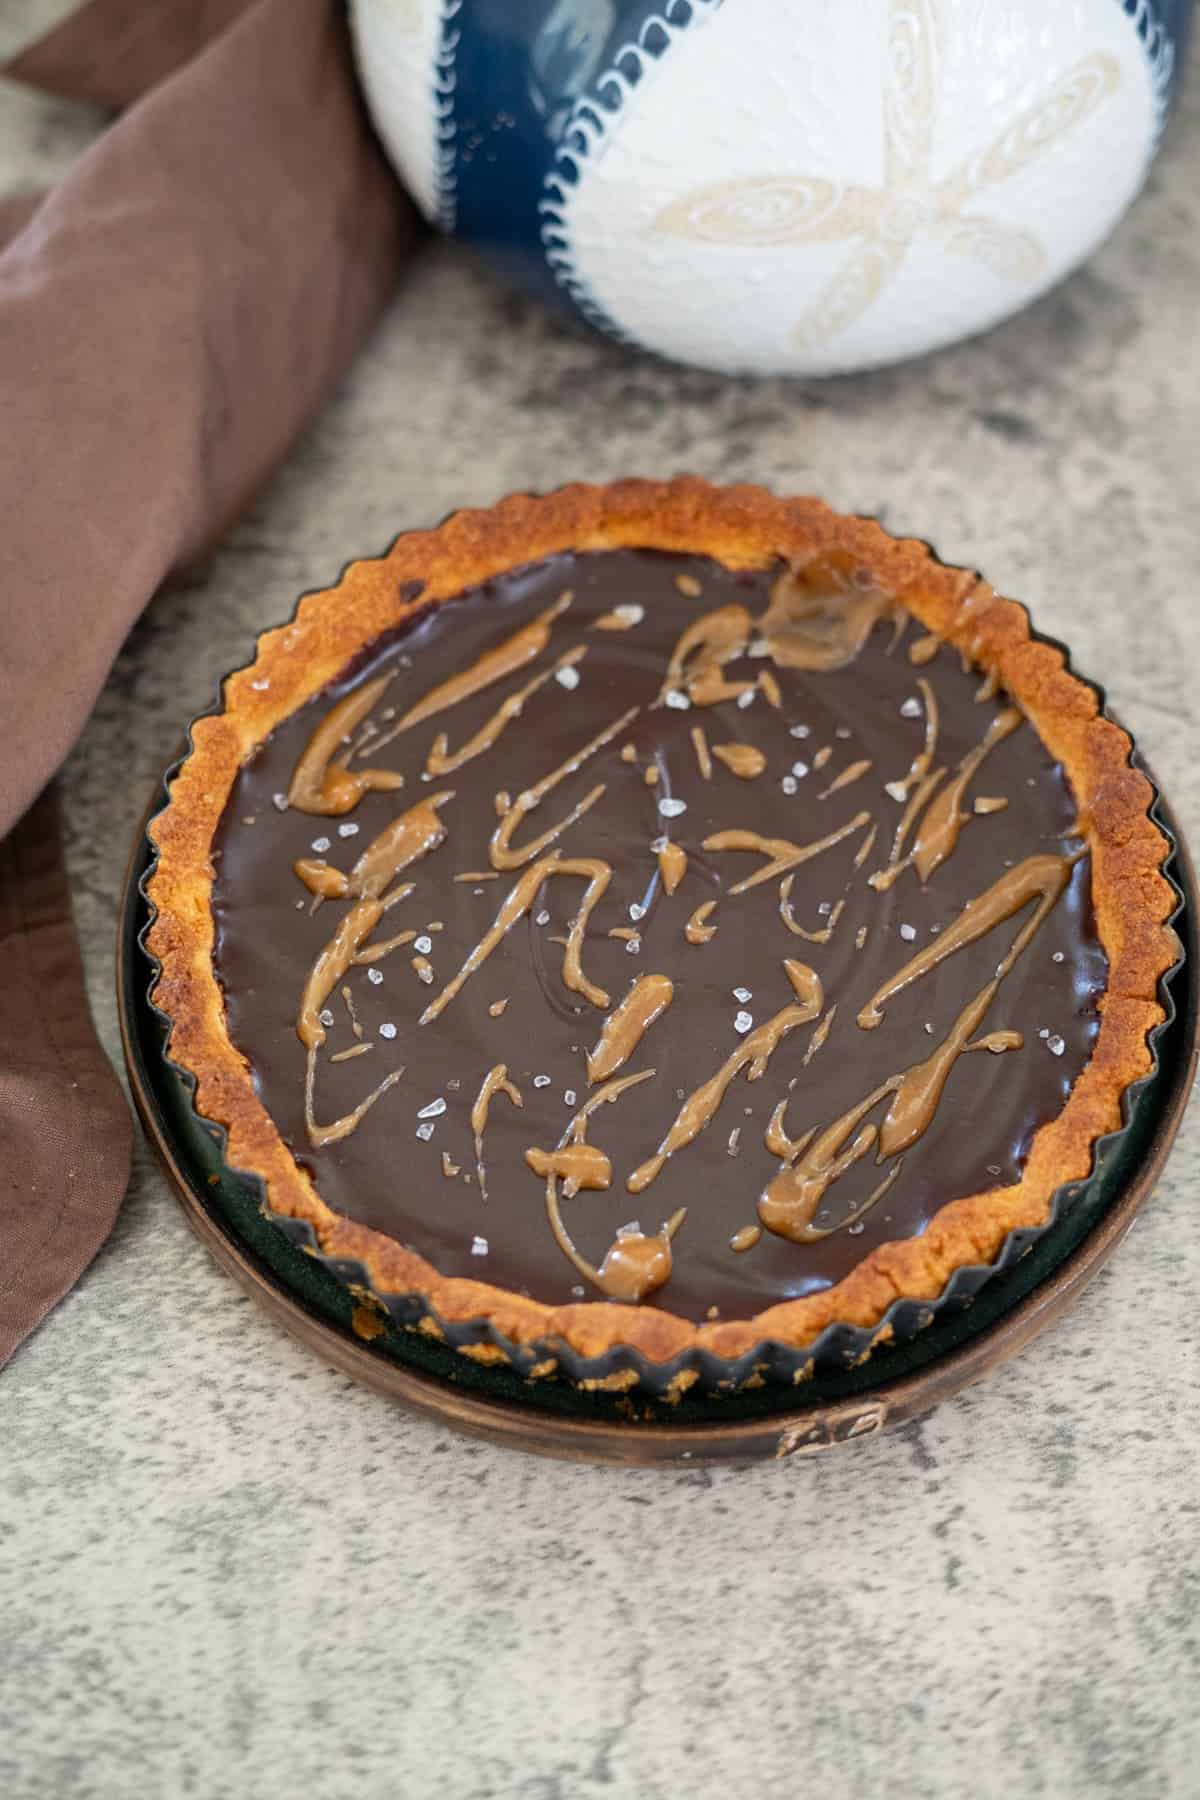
top-left (146, 478), bottom-right (1178, 1371)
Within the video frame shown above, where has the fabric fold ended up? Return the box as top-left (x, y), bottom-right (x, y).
top-left (0, 0), bottom-right (421, 1364)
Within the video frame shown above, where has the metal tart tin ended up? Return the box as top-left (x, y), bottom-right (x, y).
top-left (124, 583), bottom-right (1191, 1423)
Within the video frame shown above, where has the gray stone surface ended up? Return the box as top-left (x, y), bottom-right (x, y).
top-left (2, 14), bottom-right (1199, 1800)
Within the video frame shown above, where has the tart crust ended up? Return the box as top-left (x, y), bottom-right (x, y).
top-left (146, 478), bottom-right (1178, 1370)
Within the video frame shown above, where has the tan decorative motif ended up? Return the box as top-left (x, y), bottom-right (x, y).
top-left (654, 0), bottom-right (1120, 349)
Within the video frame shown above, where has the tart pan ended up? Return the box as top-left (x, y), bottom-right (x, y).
top-left (122, 731), bottom-right (1193, 1450)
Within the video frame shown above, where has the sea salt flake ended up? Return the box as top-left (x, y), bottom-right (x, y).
top-left (885, 781), bottom-right (907, 802)
top-left (310, 836), bottom-right (331, 853)
top-left (534, 911), bottom-right (550, 927)
top-left (650, 836), bottom-right (668, 854)
top-left (1039, 1027), bottom-right (1050, 1039)
top-left (564, 1090), bottom-right (577, 1107)
top-left (571, 1285), bottom-right (586, 1299)
top-left (556, 664), bottom-right (580, 690)
top-left (626, 936), bottom-right (641, 954)
top-left (628, 902), bottom-right (645, 921)
top-left (789, 724), bottom-right (811, 739)
top-left (379, 1022), bottom-right (397, 1040)
top-left (732, 986), bottom-right (752, 1002)
top-left (899, 923), bottom-right (917, 942)
top-left (924, 1022), bottom-right (934, 1035)
top-left (847, 1221), bottom-right (865, 1236)
top-left (1052, 951), bottom-right (1065, 964)
top-left (781, 776), bottom-right (798, 796)
top-left (533, 1074), bottom-right (552, 1089)
top-left (817, 902), bottom-right (831, 916)
top-left (1046, 1034), bottom-right (1066, 1057)
top-left (367, 967), bottom-right (383, 985)
top-left (617, 1220), bottom-right (642, 1239)
top-left (734, 1010), bottom-right (754, 1035)
top-left (614, 603), bottom-right (644, 625)
top-left (418, 1098), bottom-right (447, 1119)
top-left (657, 797), bottom-right (687, 818)
top-left (791, 759), bottom-right (811, 781)
top-left (900, 697), bottom-right (923, 719)
top-left (414, 934), bottom-right (433, 954)
top-left (319, 1009), bottom-right (335, 1028)
top-left (836, 726), bottom-right (852, 739)
top-left (737, 689), bottom-right (755, 710)
top-left (471, 1235), bottom-right (489, 1256)
top-left (337, 822), bottom-right (360, 838)
top-left (416, 1122), bottom-right (435, 1141)
top-left (664, 689), bottom-right (691, 710)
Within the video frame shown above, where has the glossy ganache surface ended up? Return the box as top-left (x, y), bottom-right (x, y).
top-left (211, 550), bottom-right (1106, 1321)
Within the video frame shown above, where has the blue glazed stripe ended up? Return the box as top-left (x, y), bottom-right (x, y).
top-left (446, 1), bottom-right (721, 319)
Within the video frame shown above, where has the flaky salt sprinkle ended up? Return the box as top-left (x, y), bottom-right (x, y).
top-left (664, 689), bottom-right (691, 710)
top-left (791, 761), bottom-right (809, 779)
top-left (899, 923), bottom-right (917, 942)
top-left (414, 933), bottom-right (433, 954)
top-left (556, 664), bottom-right (580, 690)
top-left (789, 724), bottom-right (810, 739)
top-left (781, 776), bottom-right (798, 796)
top-left (657, 796), bottom-right (687, 818)
top-left (379, 1022), bottom-right (397, 1040)
top-left (337, 821), bottom-right (360, 838)
top-left (900, 697), bottom-right (922, 718)
top-left (734, 1010), bottom-right (753, 1035)
top-left (885, 780), bottom-right (907, 802)
top-left (1047, 1034), bottom-right (1066, 1057)
top-left (416, 1122), bottom-right (436, 1141)
top-left (417, 1098), bottom-right (447, 1119)
top-left (732, 986), bottom-right (752, 1002)
top-left (367, 967), bottom-right (383, 985)
top-left (319, 1008), bottom-right (335, 1028)
top-left (471, 1235), bottom-right (489, 1256)
top-left (564, 1089), bottom-right (577, 1107)
top-left (533, 1074), bottom-right (552, 1089)
top-left (737, 689), bottom-right (755, 710)
top-left (310, 836), bottom-right (331, 853)
top-left (534, 911), bottom-right (550, 926)
top-left (614, 603), bottom-right (644, 625)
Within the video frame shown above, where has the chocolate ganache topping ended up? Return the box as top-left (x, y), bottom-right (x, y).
top-left (211, 549), bottom-right (1105, 1322)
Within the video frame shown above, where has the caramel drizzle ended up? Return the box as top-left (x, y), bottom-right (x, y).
top-left (363, 592), bottom-right (573, 756)
top-left (730, 1224), bottom-right (762, 1253)
top-left (489, 705), bottom-right (639, 870)
top-left (690, 725), bottom-right (713, 780)
top-left (858, 850), bottom-right (1075, 1030)
top-left (537, 1071), bottom-right (685, 1301)
top-left (818, 758), bottom-right (872, 800)
top-left (757, 669), bottom-right (782, 709)
top-left (892, 676), bottom-right (939, 801)
top-left (525, 1142), bottom-right (612, 1194)
top-left (299, 896), bottom-right (386, 1048)
top-left (659, 604), bottom-right (754, 706)
top-left (759, 558), bottom-right (897, 672)
top-left (908, 632), bottom-right (940, 666)
top-left (424, 646), bottom-right (586, 777)
top-left (627, 973), bottom-right (824, 1194)
top-left (812, 745), bottom-right (833, 772)
top-left (778, 877), bottom-right (844, 944)
top-left (758, 850), bottom-right (1074, 1242)
top-left (803, 1004), bottom-right (838, 1066)
top-left (684, 899), bottom-right (718, 945)
top-left (471, 1063), bottom-right (523, 1199)
top-left (420, 853), bottom-right (613, 1024)
top-left (703, 810), bottom-right (872, 896)
top-left (294, 793), bottom-right (453, 901)
top-left (872, 706), bottom-right (1021, 891)
top-left (304, 1042), bottom-right (402, 1149)
top-left (712, 741), bottom-right (766, 779)
top-left (587, 974), bottom-right (674, 1084)
top-left (287, 675), bottom-right (405, 816)
top-left (657, 842), bottom-right (688, 895)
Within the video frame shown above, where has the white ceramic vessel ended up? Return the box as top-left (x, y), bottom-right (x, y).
top-left (351, 0), bottom-right (1189, 375)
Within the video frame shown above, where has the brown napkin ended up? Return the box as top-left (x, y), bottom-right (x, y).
top-left (0, 0), bottom-right (421, 1365)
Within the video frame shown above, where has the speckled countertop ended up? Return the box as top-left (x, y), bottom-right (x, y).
top-left (2, 12), bottom-right (1199, 1799)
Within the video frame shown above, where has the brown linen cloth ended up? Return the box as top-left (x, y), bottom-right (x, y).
top-left (0, 0), bottom-right (421, 1366)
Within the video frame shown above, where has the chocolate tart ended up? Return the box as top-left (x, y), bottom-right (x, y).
top-left (145, 479), bottom-right (1179, 1396)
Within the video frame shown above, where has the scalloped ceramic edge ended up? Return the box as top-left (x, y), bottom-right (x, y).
top-left (136, 535), bottom-right (1187, 1399)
